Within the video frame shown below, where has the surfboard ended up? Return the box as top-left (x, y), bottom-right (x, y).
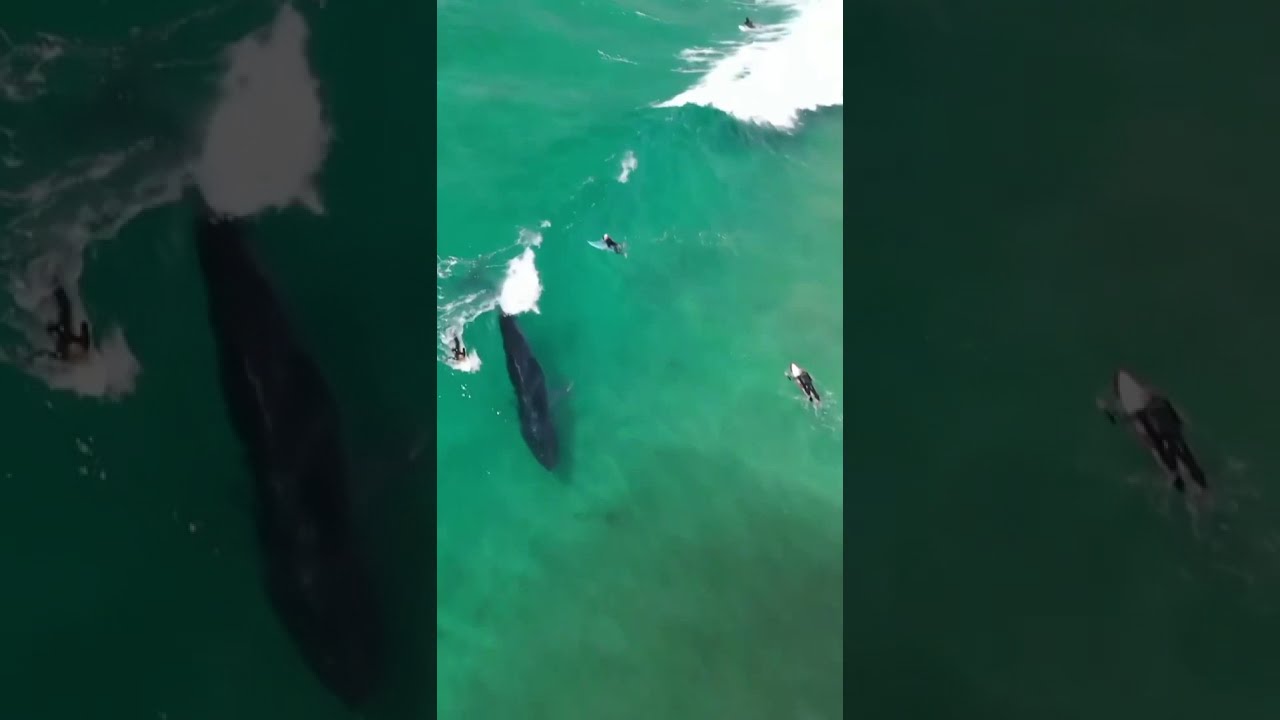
top-left (588, 239), bottom-right (628, 256)
top-left (786, 363), bottom-right (821, 406)
top-left (1114, 369), bottom-right (1150, 415)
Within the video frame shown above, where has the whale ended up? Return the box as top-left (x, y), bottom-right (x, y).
top-left (193, 202), bottom-right (383, 709)
top-left (497, 312), bottom-right (559, 470)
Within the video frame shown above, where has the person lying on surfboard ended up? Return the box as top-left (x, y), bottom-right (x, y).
top-left (786, 362), bottom-right (821, 405)
top-left (601, 234), bottom-right (625, 255)
top-left (1096, 369), bottom-right (1207, 494)
top-left (743, 17), bottom-right (757, 29)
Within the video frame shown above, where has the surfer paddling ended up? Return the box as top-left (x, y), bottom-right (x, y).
top-left (601, 234), bottom-right (625, 255)
top-left (1097, 369), bottom-right (1208, 495)
top-left (786, 363), bottom-right (821, 405)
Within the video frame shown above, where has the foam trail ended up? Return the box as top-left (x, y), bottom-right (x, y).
top-left (0, 32), bottom-right (66, 103)
top-left (617, 150), bottom-right (638, 183)
top-left (33, 326), bottom-right (140, 399)
top-left (5, 223), bottom-right (154, 399)
top-left (2, 156), bottom-right (184, 398)
top-left (195, 4), bottom-right (329, 217)
top-left (444, 344), bottom-right (481, 373)
top-left (436, 285), bottom-right (494, 368)
top-left (446, 350), bottom-right (482, 373)
top-left (597, 50), bottom-right (637, 66)
top-left (441, 324), bottom-right (482, 373)
top-left (0, 7), bottom-right (254, 398)
top-left (656, 0), bottom-right (842, 130)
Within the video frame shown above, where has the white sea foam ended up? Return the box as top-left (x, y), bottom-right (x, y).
top-left (195, 4), bottom-right (329, 217)
top-left (498, 248), bottom-right (542, 316)
top-left (435, 230), bottom-right (545, 372)
top-left (656, 0), bottom-right (842, 130)
top-left (2, 157), bottom-right (183, 398)
top-left (442, 325), bottom-right (482, 374)
top-left (617, 150), bottom-right (638, 183)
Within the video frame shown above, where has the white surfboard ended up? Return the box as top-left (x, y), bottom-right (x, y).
top-left (1115, 369), bottom-right (1150, 414)
top-left (588, 238), bottom-right (628, 256)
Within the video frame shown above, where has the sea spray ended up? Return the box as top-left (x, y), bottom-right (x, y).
top-left (195, 4), bottom-right (329, 216)
top-left (498, 248), bottom-right (542, 316)
top-left (437, 237), bottom-right (544, 371)
top-left (656, 0), bottom-right (843, 130)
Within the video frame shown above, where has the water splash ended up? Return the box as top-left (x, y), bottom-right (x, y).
top-left (656, 0), bottom-right (842, 131)
top-left (195, 4), bottom-right (329, 217)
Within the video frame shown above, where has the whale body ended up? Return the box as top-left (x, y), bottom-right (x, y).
top-left (193, 204), bottom-right (383, 709)
top-left (497, 313), bottom-right (559, 470)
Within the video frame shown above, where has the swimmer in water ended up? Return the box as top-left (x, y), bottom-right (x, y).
top-left (601, 234), bottom-right (625, 255)
top-left (449, 335), bottom-right (467, 362)
top-left (44, 286), bottom-right (92, 362)
top-left (786, 363), bottom-right (821, 405)
top-left (1097, 369), bottom-right (1208, 494)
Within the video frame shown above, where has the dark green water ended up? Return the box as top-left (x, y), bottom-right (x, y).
top-left (851, 1), bottom-right (1280, 718)
top-left (2, 2), bottom-right (433, 718)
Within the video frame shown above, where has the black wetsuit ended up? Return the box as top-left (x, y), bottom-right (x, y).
top-left (450, 337), bottom-right (467, 361)
top-left (744, 17), bottom-right (756, 28)
top-left (797, 371), bottom-right (821, 404)
top-left (1133, 397), bottom-right (1207, 493)
top-left (603, 238), bottom-right (623, 254)
top-left (45, 287), bottom-right (90, 361)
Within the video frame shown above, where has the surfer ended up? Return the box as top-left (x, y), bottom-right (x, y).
top-left (786, 363), bottom-right (821, 405)
top-left (44, 286), bottom-right (92, 362)
top-left (449, 335), bottom-right (467, 362)
top-left (601, 234), bottom-right (625, 255)
top-left (1097, 369), bottom-right (1208, 494)
top-left (743, 17), bottom-right (756, 28)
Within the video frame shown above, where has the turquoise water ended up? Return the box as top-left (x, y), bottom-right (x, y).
top-left (436, 0), bottom-right (844, 716)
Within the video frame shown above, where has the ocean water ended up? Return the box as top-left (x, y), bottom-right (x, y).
top-left (14, 0), bottom-right (1280, 717)
top-left (850, 1), bottom-right (1280, 718)
top-left (2, 0), bottom-right (842, 716)
top-left (14, 0), bottom-right (1280, 718)
top-left (436, 0), bottom-right (843, 717)
top-left (2, 2), bottom-right (434, 718)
